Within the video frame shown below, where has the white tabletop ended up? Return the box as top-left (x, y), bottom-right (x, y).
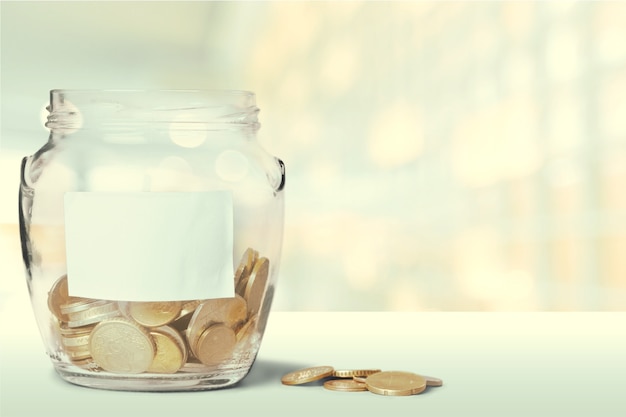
top-left (1, 312), bottom-right (625, 417)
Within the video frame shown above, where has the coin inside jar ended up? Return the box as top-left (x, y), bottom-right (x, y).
top-left (147, 326), bottom-right (187, 374)
top-left (194, 324), bottom-right (236, 366)
top-left (244, 257), bottom-right (269, 316)
top-left (126, 301), bottom-right (182, 327)
top-left (186, 296), bottom-right (247, 351)
top-left (89, 317), bottom-right (155, 374)
top-left (47, 274), bottom-right (70, 320)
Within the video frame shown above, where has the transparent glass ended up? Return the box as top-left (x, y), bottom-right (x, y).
top-left (18, 90), bottom-right (285, 391)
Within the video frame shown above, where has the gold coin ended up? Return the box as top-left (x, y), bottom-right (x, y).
top-left (234, 249), bottom-right (252, 296)
top-left (186, 296), bottom-right (247, 352)
top-left (324, 379), bottom-right (368, 392)
top-left (424, 375), bottom-right (444, 387)
top-left (147, 326), bottom-right (187, 374)
top-left (89, 317), bottom-right (155, 374)
top-left (244, 257), bottom-right (270, 316)
top-left (62, 333), bottom-right (91, 348)
top-left (333, 369), bottom-right (381, 378)
top-left (236, 314), bottom-right (257, 343)
top-left (67, 301), bottom-right (120, 327)
top-left (194, 324), bottom-right (236, 366)
top-left (61, 298), bottom-right (103, 315)
top-left (365, 371), bottom-right (427, 396)
top-left (235, 274), bottom-right (250, 298)
top-left (281, 366), bottom-right (335, 385)
top-left (245, 248), bottom-right (259, 272)
top-left (180, 299), bottom-right (202, 316)
top-left (59, 323), bottom-right (94, 336)
top-left (66, 347), bottom-right (91, 361)
top-left (126, 301), bottom-right (182, 327)
top-left (47, 274), bottom-right (69, 320)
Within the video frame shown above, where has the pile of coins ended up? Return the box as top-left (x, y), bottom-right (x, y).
top-left (281, 366), bottom-right (443, 396)
top-left (47, 248), bottom-right (270, 374)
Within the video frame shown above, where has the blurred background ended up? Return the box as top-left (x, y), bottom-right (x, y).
top-left (1, 1), bottom-right (625, 311)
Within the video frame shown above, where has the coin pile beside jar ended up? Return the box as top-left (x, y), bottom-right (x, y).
top-left (48, 248), bottom-right (268, 374)
top-left (281, 366), bottom-right (443, 396)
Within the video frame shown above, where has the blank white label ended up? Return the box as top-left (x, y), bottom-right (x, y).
top-left (64, 192), bottom-right (234, 301)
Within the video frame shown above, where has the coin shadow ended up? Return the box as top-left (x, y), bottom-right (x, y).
top-left (235, 359), bottom-right (310, 388)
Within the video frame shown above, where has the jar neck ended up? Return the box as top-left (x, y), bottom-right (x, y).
top-left (45, 90), bottom-right (260, 135)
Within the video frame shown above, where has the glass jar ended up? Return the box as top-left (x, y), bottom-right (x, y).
top-left (18, 90), bottom-right (285, 391)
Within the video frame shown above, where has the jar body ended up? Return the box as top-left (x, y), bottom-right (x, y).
top-left (19, 90), bottom-right (285, 391)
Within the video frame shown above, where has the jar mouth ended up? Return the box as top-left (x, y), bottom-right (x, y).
top-left (46, 89), bottom-right (259, 131)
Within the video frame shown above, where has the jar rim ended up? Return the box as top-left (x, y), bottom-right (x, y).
top-left (49, 89), bottom-right (256, 108)
top-left (46, 89), bottom-right (259, 131)
top-left (50, 89), bottom-right (255, 97)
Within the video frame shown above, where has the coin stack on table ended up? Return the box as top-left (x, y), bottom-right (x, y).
top-left (47, 248), bottom-right (269, 374)
top-left (281, 366), bottom-right (443, 396)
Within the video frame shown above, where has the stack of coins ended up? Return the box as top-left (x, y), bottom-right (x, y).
top-left (281, 366), bottom-right (443, 396)
top-left (47, 248), bottom-right (270, 375)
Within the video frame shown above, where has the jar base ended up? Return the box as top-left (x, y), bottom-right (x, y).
top-left (54, 363), bottom-right (252, 392)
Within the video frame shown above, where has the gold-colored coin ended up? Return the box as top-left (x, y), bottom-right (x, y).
top-left (62, 332), bottom-right (91, 348)
top-left (47, 274), bottom-right (70, 320)
top-left (60, 298), bottom-right (102, 315)
top-left (66, 346), bottom-right (91, 361)
top-left (245, 248), bottom-right (259, 272)
top-left (186, 296), bottom-right (247, 352)
top-left (180, 299), bottom-right (202, 316)
top-left (365, 371), bottom-right (427, 396)
top-left (333, 369), bottom-right (381, 378)
top-left (235, 274), bottom-right (250, 299)
top-left (244, 257), bottom-right (270, 316)
top-left (236, 314), bottom-right (257, 343)
top-left (147, 326), bottom-right (187, 374)
top-left (234, 249), bottom-right (251, 296)
top-left (281, 366), bottom-right (335, 385)
top-left (59, 322), bottom-right (94, 336)
top-left (126, 301), bottom-right (182, 327)
top-left (324, 379), bottom-right (368, 392)
top-left (89, 317), bottom-right (155, 374)
top-left (67, 301), bottom-right (120, 328)
top-left (194, 324), bottom-right (236, 366)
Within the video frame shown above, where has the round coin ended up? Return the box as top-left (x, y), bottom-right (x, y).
top-left (60, 298), bottom-right (104, 315)
top-left (324, 379), bottom-right (368, 392)
top-left (245, 248), bottom-right (259, 272)
top-left (194, 324), bottom-right (236, 366)
top-left (147, 326), bottom-right (187, 374)
top-left (365, 371), bottom-right (427, 396)
top-left (89, 317), bottom-right (155, 374)
top-left (281, 366), bottom-right (335, 385)
top-left (244, 257), bottom-right (270, 316)
top-left (236, 315), bottom-right (257, 343)
top-left (67, 301), bottom-right (120, 328)
top-left (235, 274), bottom-right (250, 298)
top-left (47, 274), bottom-right (69, 320)
top-left (127, 301), bottom-right (182, 327)
top-left (333, 369), bottom-right (382, 378)
top-left (187, 296), bottom-right (247, 353)
top-left (234, 249), bottom-right (254, 296)
top-left (180, 299), bottom-right (202, 316)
